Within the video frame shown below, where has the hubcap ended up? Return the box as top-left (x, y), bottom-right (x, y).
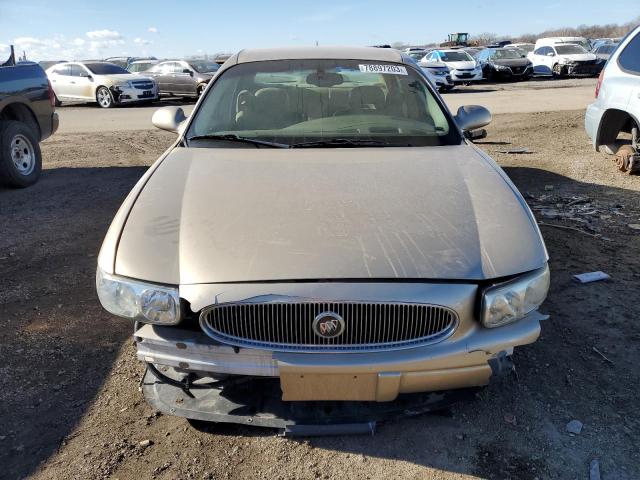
top-left (11, 134), bottom-right (35, 175)
top-left (97, 88), bottom-right (111, 107)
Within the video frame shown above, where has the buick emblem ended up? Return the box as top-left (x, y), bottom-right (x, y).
top-left (313, 311), bottom-right (345, 339)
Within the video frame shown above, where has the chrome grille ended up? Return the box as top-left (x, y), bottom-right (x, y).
top-left (199, 302), bottom-right (457, 353)
top-left (132, 81), bottom-right (154, 90)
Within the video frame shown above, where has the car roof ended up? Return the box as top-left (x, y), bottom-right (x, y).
top-left (233, 46), bottom-right (404, 64)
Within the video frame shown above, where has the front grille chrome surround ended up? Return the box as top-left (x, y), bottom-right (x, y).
top-left (199, 301), bottom-right (458, 353)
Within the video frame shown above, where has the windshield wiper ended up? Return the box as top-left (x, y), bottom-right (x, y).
top-left (187, 134), bottom-right (290, 148)
top-left (290, 138), bottom-right (388, 148)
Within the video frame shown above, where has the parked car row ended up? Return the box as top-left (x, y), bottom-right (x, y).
top-left (45, 57), bottom-right (221, 108)
top-left (404, 34), bottom-right (608, 88)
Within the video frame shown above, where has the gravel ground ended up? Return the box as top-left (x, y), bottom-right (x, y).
top-left (1, 109), bottom-right (639, 480)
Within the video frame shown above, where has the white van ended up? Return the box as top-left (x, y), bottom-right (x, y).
top-left (535, 37), bottom-right (591, 51)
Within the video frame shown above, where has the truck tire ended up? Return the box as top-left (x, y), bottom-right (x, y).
top-left (0, 120), bottom-right (42, 187)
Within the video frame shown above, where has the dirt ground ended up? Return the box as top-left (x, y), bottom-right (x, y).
top-left (1, 109), bottom-right (639, 480)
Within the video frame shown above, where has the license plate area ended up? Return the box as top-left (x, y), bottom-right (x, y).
top-left (280, 372), bottom-right (377, 401)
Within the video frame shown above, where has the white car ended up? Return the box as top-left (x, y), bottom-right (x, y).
top-left (585, 25), bottom-right (640, 166)
top-left (420, 61), bottom-right (454, 92)
top-left (422, 49), bottom-right (482, 83)
top-left (527, 44), bottom-right (602, 77)
top-left (46, 61), bottom-right (158, 108)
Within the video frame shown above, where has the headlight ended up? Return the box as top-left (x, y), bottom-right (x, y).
top-left (559, 58), bottom-right (576, 65)
top-left (481, 265), bottom-right (550, 328)
top-left (96, 268), bottom-right (181, 325)
top-left (113, 81), bottom-right (132, 89)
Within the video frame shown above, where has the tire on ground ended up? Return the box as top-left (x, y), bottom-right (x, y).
top-left (0, 120), bottom-right (42, 188)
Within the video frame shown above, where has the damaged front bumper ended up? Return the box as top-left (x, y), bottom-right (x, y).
top-left (136, 310), bottom-right (544, 428)
top-left (564, 62), bottom-right (604, 76)
top-left (111, 84), bottom-right (158, 104)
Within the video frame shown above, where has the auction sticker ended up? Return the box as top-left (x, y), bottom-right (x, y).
top-left (358, 64), bottom-right (407, 75)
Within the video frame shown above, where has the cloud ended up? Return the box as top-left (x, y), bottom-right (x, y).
top-left (85, 30), bottom-right (125, 53)
top-left (8, 29), bottom-right (149, 61)
top-left (148, 26), bottom-right (158, 34)
top-left (86, 29), bottom-right (122, 40)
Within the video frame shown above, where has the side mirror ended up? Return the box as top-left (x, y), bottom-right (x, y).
top-left (546, 52), bottom-right (555, 57)
top-left (183, 69), bottom-right (193, 76)
top-left (454, 105), bottom-right (492, 132)
top-left (152, 106), bottom-right (187, 134)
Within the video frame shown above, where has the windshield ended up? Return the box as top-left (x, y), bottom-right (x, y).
top-left (555, 45), bottom-right (587, 55)
top-left (85, 63), bottom-right (129, 75)
top-left (515, 44), bottom-right (534, 53)
top-left (439, 51), bottom-right (473, 62)
top-left (408, 52), bottom-right (426, 61)
top-left (188, 59), bottom-right (459, 147)
top-left (128, 62), bottom-right (154, 72)
top-left (492, 49), bottom-right (523, 59)
top-left (189, 61), bottom-right (220, 73)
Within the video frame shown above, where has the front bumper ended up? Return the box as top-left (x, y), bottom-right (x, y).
top-left (564, 62), bottom-right (604, 76)
top-left (136, 310), bottom-right (544, 402)
top-left (450, 70), bottom-right (483, 83)
top-left (492, 66), bottom-right (533, 80)
top-left (111, 85), bottom-right (158, 104)
top-left (430, 73), bottom-right (453, 88)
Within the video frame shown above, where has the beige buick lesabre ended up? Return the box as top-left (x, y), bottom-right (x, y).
top-left (97, 47), bottom-right (549, 429)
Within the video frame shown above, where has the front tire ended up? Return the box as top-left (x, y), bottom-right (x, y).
top-left (96, 86), bottom-right (114, 108)
top-left (196, 84), bottom-right (206, 97)
top-left (0, 121), bottom-right (42, 188)
top-left (552, 64), bottom-right (565, 78)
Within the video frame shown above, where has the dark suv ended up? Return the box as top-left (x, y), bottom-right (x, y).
top-left (0, 58), bottom-right (58, 187)
top-left (145, 59), bottom-right (220, 97)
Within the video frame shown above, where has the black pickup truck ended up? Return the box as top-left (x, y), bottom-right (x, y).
top-left (0, 51), bottom-right (59, 187)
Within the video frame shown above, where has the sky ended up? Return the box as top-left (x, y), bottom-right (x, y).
top-left (0, 0), bottom-right (637, 60)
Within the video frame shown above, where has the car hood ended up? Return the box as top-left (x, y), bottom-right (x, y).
top-left (492, 58), bottom-right (531, 67)
top-left (114, 146), bottom-right (547, 285)
top-left (98, 73), bottom-right (154, 84)
top-left (561, 53), bottom-right (597, 61)
top-left (421, 61), bottom-right (449, 70)
top-left (444, 60), bottom-right (477, 70)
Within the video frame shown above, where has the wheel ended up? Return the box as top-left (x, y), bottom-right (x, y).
top-left (552, 64), bottom-right (564, 78)
top-left (96, 86), bottom-right (114, 108)
top-left (196, 84), bottom-right (206, 97)
top-left (0, 121), bottom-right (42, 188)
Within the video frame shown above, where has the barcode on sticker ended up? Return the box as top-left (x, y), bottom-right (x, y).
top-left (358, 64), bottom-right (408, 75)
